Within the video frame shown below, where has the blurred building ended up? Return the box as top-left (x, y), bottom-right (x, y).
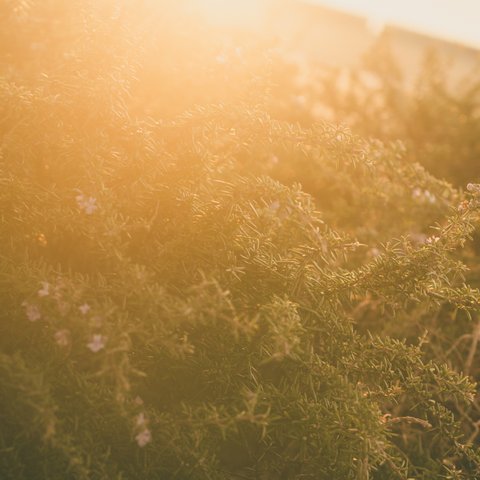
top-left (267, 1), bottom-right (374, 67)
top-left (380, 25), bottom-right (480, 85)
top-left (265, 0), bottom-right (480, 86)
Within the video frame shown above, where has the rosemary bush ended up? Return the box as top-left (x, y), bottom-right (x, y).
top-left (272, 39), bottom-right (480, 187)
top-left (1, 1), bottom-right (480, 479)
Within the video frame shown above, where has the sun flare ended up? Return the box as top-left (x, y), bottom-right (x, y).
top-left (311, 0), bottom-right (480, 48)
top-left (191, 0), bottom-right (264, 27)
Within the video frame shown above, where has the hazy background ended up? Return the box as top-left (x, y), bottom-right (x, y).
top-left (311, 0), bottom-right (480, 48)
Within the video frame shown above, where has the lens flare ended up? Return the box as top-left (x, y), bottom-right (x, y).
top-left (192, 0), bottom-right (264, 28)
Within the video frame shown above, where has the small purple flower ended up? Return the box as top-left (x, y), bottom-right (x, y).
top-left (76, 193), bottom-right (98, 215)
top-left (38, 281), bottom-right (50, 297)
top-left (135, 428), bottom-right (152, 447)
top-left (87, 334), bottom-right (106, 353)
top-left (79, 303), bottom-right (90, 315)
top-left (22, 302), bottom-right (41, 322)
top-left (54, 329), bottom-right (70, 347)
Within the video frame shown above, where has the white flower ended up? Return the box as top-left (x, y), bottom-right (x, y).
top-left (83, 197), bottom-right (97, 214)
top-left (458, 200), bottom-right (469, 213)
top-left (38, 281), bottom-right (50, 297)
top-left (412, 188), bottom-right (436, 204)
top-left (135, 428), bottom-right (152, 447)
top-left (54, 329), bottom-right (70, 347)
top-left (79, 303), bottom-right (90, 315)
top-left (412, 187), bottom-right (422, 199)
top-left (426, 236), bottom-right (440, 244)
top-left (467, 183), bottom-right (480, 193)
top-left (87, 334), bottom-right (106, 353)
top-left (424, 190), bottom-right (436, 204)
top-left (76, 193), bottom-right (98, 214)
top-left (22, 302), bottom-right (41, 322)
top-left (134, 396), bottom-right (144, 406)
top-left (75, 193), bottom-right (85, 206)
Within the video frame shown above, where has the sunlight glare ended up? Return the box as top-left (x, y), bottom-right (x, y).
top-left (311, 0), bottom-right (480, 48)
top-left (192, 0), bottom-right (264, 28)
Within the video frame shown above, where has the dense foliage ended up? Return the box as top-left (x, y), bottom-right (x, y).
top-left (270, 39), bottom-right (480, 187)
top-left (1, 1), bottom-right (480, 479)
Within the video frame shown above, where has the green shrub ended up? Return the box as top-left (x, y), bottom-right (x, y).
top-left (1, 2), bottom-right (480, 479)
top-left (274, 38), bottom-right (480, 187)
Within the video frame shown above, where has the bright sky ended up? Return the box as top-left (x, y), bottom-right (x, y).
top-left (310, 0), bottom-right (480, 48)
